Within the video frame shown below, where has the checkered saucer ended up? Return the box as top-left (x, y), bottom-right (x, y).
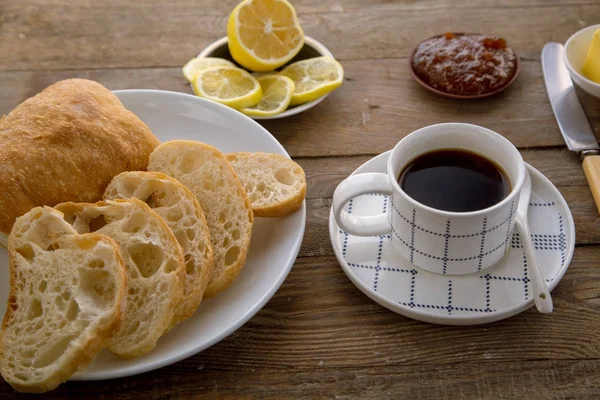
top-left (329, 151), bottom-right (575, 325)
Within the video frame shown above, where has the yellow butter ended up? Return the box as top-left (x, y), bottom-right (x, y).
top-left (582, 28), bottom-right (600, 84)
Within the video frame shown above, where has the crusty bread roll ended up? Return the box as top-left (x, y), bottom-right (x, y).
top-left (55, 199), bottom-right (185, 359)
top-left (0, 207), bottom-right (127, 393)
top-left (225, 152), bottom-right (306, 217)
top-left (104, 171), bottom-right (214, 326)
top-left (0, 78), bottom-right (160, 243)
top-left (148, 141), bottom-right (253, 297)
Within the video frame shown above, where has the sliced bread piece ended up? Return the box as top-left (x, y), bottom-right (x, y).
top-left (148, 140), bottom-right (253, 297)
top-left (225, 152), bottom-right (306, 217)
top-left (1, 207), bottom-right (127, 393)
top-left (104, 171), bottom-right (214, 326)
top-left (54, 199), bottom-right (185, 358)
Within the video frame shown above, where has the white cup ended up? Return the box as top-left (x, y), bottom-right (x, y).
top-left (332, 123), bottom-right (526, 275)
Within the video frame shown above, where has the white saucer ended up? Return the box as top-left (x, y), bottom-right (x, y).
top-left (329, 151), bottom-right (575, 325)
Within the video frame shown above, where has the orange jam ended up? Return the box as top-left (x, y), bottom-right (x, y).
top-left (412, 33), bottom-right (517, 96)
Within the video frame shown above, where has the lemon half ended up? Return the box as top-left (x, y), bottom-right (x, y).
top-left (227, 0), bottom-right (304, 72)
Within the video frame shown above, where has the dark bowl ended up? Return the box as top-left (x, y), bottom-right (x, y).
top-left (408, 33), bottom-right (521, 100)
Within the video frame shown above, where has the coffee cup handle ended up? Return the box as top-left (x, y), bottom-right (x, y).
top-left (332, 173), bottom-right (393, 236)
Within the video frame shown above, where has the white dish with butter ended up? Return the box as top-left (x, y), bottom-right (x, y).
top-left (0, 90), bottom-right (306, 380)
top-left (565, 24), bottom-right (600, 98)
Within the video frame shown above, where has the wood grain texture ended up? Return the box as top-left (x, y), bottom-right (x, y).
top-left (299, 149), bottom-right (591, 200)
top-left (306, 188), bottom-right (598, 255)
top-left (1, 247), bottom-right (600, 398)
top-left (2, 3), bottom-right (600, 70)
top-left (2, 0), bottom-right (600, 397)
top-left (12, 0), bottom-right (600, 13)
top-left (293, 149), bottom-right (600, 259)
top-left (2, 360), bottom-right (600, 399)
top-left (298, 185), bottom-right (600, 259)
top-left (2, 62), bottom-right (599, 157)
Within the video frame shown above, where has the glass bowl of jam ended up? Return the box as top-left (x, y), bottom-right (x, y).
top-left (409, 32), bottom-right (520, 99)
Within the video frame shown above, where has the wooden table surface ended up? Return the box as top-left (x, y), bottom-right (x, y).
top-left (2, 0), bottom-right (600, 398)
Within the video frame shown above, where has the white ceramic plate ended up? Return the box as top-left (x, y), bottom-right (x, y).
top-left (0, 90), bottom-right (305, 380)
top-left (197, 36), bottom-right (334, 120)
top-left (329, 151), bottom-right (575, 325)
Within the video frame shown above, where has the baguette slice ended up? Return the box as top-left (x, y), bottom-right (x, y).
top-left (1, 207), bottom-right (127, 393)
top-left (104, 171), bottom-right (214, 326)
top-left (54, 199), bottom-right (185, 358)
top-left (225, 152), bottom-right (306, 217)
top-left (148, 141), bottom-right (253, 297)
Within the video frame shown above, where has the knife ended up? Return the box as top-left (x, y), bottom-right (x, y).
top-left (542, 42), bottom-right (600, 214)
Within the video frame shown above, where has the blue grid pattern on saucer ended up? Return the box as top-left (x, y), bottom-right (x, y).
top-left (339, 193), bottom-right (567, 316)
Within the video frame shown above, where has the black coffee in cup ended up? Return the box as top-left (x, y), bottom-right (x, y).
top-left (398, 149), bottom-right (511, 212)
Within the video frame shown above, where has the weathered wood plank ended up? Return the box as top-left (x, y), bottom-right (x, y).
top-left (1, 1), bottom-right (599, 398)
top-left (299, 149), bottom-right (591, 200)
top-left (1, 247), bottom-right (599, 398)
top-left (197, 250), bottom-right (600, 369)
top-left (1, 4), bottom-right (599, 70)
top-left (299, 183), bottom-right (600, 259)
top-left (262, 61), bottom-right (600, 156)
top-left (2, 359), bottom-right (600, 399)
top-left (2, 61), bottom-right (599, 156)
top-left (12, 0), bottom-right (600, 13)
top-left (106, 249), bottom-right (600, 366)
top-left (294, 149), bottom-right (600, 258)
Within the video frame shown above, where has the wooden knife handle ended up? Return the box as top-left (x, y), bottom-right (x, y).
top-left (583, 154), bottom-right (600, 215)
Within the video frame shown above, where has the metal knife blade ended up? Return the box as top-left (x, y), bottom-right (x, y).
top-left (541, 42), bottom-right (599, 153)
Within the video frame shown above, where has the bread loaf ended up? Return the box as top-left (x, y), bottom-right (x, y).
top-left (104, 171), bottom-right (214, 326)
top-left (148, 141), bottom-right (253, 297)
top-left (0, 207), bottom-right (127, 393)
top-left (54, 199), bottom-right (185, 358)
top-left (0, 79), bottom-right (160, 244)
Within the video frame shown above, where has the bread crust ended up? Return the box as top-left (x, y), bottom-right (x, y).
top-left (0, 78), bottom-right (160, 237)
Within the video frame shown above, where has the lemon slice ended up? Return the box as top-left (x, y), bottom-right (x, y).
top-left (192, 66), bottom-right (262, 109)
top-left (241, 75), bottom-right (296, 117)
top-left (227, 0), bottom-right (304, 72)
top-left (281, 56), bottom-right (344, 105)
top-left (182, 57), bottom-right (235, 82)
